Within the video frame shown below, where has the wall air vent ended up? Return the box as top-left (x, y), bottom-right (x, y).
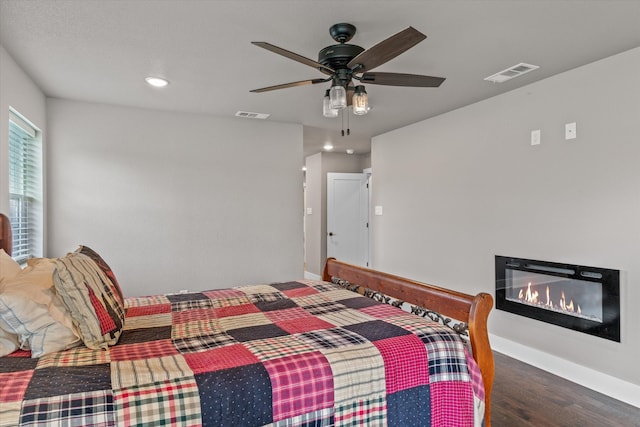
top-left (484, 63), bottom-right (540, 83)
top-left (235, 111), bottom-right (270, 119)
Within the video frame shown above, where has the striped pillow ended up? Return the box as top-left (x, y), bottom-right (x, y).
top-left (0, 327), bottom-right (20, 357)
top-left (53, 248), bottom-right (126, 349)
top-left (0, 259), bottom-right (81, 357)
top-left (0, 248), bottom-right (22, 283)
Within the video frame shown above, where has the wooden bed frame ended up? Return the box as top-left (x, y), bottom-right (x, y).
top-left (324, 258), bottom-right (494, 426)
top-left (0, 213), bottom-right (11, 256)
top-left (0, 213), bottom-right (494, 425)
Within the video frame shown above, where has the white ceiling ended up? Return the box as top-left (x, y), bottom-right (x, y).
top-left (1, 0), bottom-right (639, 157)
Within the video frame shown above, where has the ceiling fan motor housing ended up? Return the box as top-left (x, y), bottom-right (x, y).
top-left (318, 44), bottom-right (364, 71)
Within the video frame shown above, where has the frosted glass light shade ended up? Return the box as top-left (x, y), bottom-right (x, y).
top-left (323, 91), bottom-right (339, 118)
top-left (329, 85), bottom-right (347, 110)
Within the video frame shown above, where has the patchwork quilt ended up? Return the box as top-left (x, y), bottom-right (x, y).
top-left (0, 280), bottom-right (484, 426)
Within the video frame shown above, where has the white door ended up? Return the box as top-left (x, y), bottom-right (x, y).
top-left (327, 172), bottom-right (369, 267)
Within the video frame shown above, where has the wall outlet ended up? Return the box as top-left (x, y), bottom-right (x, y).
top-left (531, 129), bottom-right (541, 146)
top-left (565, 122), bottom-right (577, 140)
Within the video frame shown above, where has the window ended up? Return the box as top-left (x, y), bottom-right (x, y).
top-left (8, 109), bottom-right (42, 263)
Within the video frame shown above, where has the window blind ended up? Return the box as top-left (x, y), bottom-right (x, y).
top-left (8, 110), bottom-right (42, 263)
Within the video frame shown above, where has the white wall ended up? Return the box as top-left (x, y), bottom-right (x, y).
top-left (0, 45), bottom-right (46, 254)
top-left (372, 48), bottom-right (640, 395)
top-left (47, 99), bottom-right (303, 296)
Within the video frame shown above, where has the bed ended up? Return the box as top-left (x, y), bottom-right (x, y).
top-left (0, 213), bottom-right (494, 426)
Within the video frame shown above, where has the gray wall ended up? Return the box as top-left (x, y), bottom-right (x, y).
top-left (47, 99), bottom-right (303, 296)
top-left (371, 48), bottom-right (640, 388)
top-left (304, 153), bottom-right (322, 276)
top-left (304, 152), bottom-right (367, 276)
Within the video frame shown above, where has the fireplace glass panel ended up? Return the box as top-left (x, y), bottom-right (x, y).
top-left (506, 269), bottom-right (603, 323)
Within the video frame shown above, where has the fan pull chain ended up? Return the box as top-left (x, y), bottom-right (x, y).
top-left (340, 108), bottom-right (351, 137)
top-left (347, 109), bottom-right (350, 136)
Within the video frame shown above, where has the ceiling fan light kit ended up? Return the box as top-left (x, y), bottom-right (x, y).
top-left (329, 82), bottom-right (347, 110)
top-left (352, 85), bottom-right (368, 115)
top-left (251, 22), bottom-right (445, 133)
top-left (323, 89), bottom-right (339, 118)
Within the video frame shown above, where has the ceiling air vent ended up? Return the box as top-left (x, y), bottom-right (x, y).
top-left (484, 63), bottom-right (539, 83)
top-left (235, 111), bottom-right (270, 119)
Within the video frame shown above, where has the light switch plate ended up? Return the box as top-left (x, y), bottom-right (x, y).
top-left (531, 129), bottom-right (541, 146)
top-left (565, 122), bottom-right (577, 140)
top-left (374, 206), bottom-right (383, 216)
top-left (306, 207), bottom-right (312, 215)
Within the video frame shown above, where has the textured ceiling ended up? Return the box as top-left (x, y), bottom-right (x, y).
top-left (1, 0), bottom-right (639, 157)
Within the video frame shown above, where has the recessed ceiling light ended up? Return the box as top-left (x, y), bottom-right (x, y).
top-left (323, 143), bottom-right (334, 151)
top-left (346, 149), bottom-right (355, 154)
top-left (145, 77), bottom-right (169, 88)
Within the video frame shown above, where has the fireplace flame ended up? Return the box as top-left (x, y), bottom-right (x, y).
top-left (518, 282), bottom-right (582, 316)
top-left (546, 286), bottom-right (552, 307)
top-left (523, 282), bottom-right (539, 303)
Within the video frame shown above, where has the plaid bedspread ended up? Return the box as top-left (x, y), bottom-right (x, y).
top-left (0, 279), bottom-right (484, 426)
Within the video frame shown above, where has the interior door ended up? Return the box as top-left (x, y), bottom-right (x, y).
top-left (327, 172), bottom-right (369, 267)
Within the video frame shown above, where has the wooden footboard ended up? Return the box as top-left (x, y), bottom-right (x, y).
top-left (323, 258), bottom-right (494, 426)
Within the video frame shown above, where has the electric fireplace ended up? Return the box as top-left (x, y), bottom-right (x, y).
top-left (495, 256), bottom-right (620, 342)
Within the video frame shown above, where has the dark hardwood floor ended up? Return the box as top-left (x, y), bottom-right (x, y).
top-left (491, 351), bottom-right (640, 427)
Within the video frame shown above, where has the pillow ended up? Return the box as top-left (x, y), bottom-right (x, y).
top-left (77, 245), bottom-right (125, 306)
top-left (0, 248), bottom-right (22, 283)
top-left (53, 248), bottom-right (125, 350)
top-left (0, 327), bottom-right (20, 357)
top-left (0, 258), bottom-right (81, 358)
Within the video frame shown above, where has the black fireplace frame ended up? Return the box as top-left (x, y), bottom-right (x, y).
top-left (495, 255), bottom-right (620, 342)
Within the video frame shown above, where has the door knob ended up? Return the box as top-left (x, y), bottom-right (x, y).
top-left (328, 232), bottom-right (335, 236)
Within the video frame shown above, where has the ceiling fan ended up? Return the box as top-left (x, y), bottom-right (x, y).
top-left (250, 23), bottom-right (445, 119)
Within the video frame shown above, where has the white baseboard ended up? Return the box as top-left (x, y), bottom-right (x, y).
top-left (304, 271), bottom-right (322, 280)
top-left (490, 334), bottom-right (640, 408)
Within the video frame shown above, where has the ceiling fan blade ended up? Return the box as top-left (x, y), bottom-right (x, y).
top-left (250, 78), bottom-right (328, 93)
top-left (252, 42), bottom-right (334, 75)
top-left (360, 72), bottom-right (445, 87)
top-left (347, 27), bottom-right (426, 73)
